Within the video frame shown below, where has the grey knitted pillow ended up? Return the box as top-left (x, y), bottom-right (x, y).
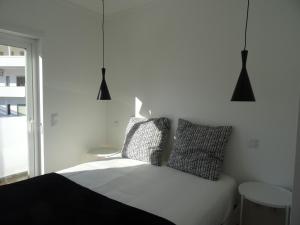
top-left (167, 119), bottom-right (232, 180)
top-left (122, 117), bottom-right (170, 165)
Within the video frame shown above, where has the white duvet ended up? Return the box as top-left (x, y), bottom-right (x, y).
top-left (58, 156), bottom-right (236, 225)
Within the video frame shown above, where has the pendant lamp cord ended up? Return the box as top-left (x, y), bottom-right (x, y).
top-left (244, 0), bottom-right (250, 50)
top-left (101, 0), bottom-right (105, 68)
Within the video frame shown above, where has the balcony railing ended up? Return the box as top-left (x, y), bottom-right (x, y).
top-left (0, 56), bottom-right (25, 67)
top-left (0, 86), bottom-right (25, 98)
top-left (0, 116), bottom-right (28, 178)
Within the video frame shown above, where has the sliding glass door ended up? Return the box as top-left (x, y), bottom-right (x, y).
top-left (0, 32), bottom-right (36, 184)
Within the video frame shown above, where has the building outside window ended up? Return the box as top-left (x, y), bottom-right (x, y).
top-left (17, 104), bottom-right (26, 116)
top-left (16, 76), bottom-right (25, 86)
top-left (7, 104), bottom-right (11, 115)
top-left (0, 105), bottom-right (7, 116)
top-left (0, 45), bottom-right (26, 117)
top-left (5, 76), bottom-right (10, 86)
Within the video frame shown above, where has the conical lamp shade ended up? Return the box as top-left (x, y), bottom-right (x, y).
top-left (231, 50), bottom-right (255, 101)
top-left (97, 68), bottom-right (111, 100)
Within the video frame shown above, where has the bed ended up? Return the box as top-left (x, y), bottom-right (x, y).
top-left (0, 155), bottom-right (236, 225)
top-left (58, 155), bottom-right (237, 225)
top-left (0, 117), bottom-right (236, 225)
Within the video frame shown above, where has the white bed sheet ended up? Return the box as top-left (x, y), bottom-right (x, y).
top-left (58, 156), bottom-right (237, 225)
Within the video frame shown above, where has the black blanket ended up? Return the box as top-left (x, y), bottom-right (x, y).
top-left (0, 173), bottom-right (174, 225)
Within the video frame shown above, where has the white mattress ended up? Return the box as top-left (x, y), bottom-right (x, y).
top-left (58, 156), bottom-right (237, 225)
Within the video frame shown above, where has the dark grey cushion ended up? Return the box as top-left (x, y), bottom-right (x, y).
top-left (122, 117), bottom-right (170, 166)
top-left (167, 119), bottom-right (232, 180)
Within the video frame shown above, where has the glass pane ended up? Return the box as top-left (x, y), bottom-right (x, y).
top-left (0, 45), bottom-right (9, 56)
top-left (17, 104), bottom-right (26, 116)
top-left (0, 44), bottom-right (28, 182)
top-left (0, 105), bottom-right (7, 116)
top-left (16, 76), bottom-right (25, 87)
top-left (9, 46), bottom-right (25, 56)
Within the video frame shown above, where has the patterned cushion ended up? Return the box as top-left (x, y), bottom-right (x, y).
top-left (122, 117), bottom-right (170, 166)
top-left (167, 119), bottom-right (232, 180)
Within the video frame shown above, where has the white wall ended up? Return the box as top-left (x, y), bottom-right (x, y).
top-left (0, 117), bottom-right (28, 178)
top-left (105, 0), bottom-right (300, 188)
top-left (0, 0), bottom-right (107, 172)
top-left (291, 100), bottom-right (300, 225)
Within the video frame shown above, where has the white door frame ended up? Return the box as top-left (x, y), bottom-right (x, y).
top-left (0, 31), bottom-right (42, 177)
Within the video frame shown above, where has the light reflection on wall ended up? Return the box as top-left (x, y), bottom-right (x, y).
top-left (135, 97), bottom-right (145, 119)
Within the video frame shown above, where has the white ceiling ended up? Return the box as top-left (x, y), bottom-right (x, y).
top-left (66, 0), bottom-right (154, 14)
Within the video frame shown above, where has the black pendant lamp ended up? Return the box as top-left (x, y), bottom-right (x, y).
top-left (231, 0), bottom-right (255, 102)
top-left (97, 0), bottom-right (111, 100)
